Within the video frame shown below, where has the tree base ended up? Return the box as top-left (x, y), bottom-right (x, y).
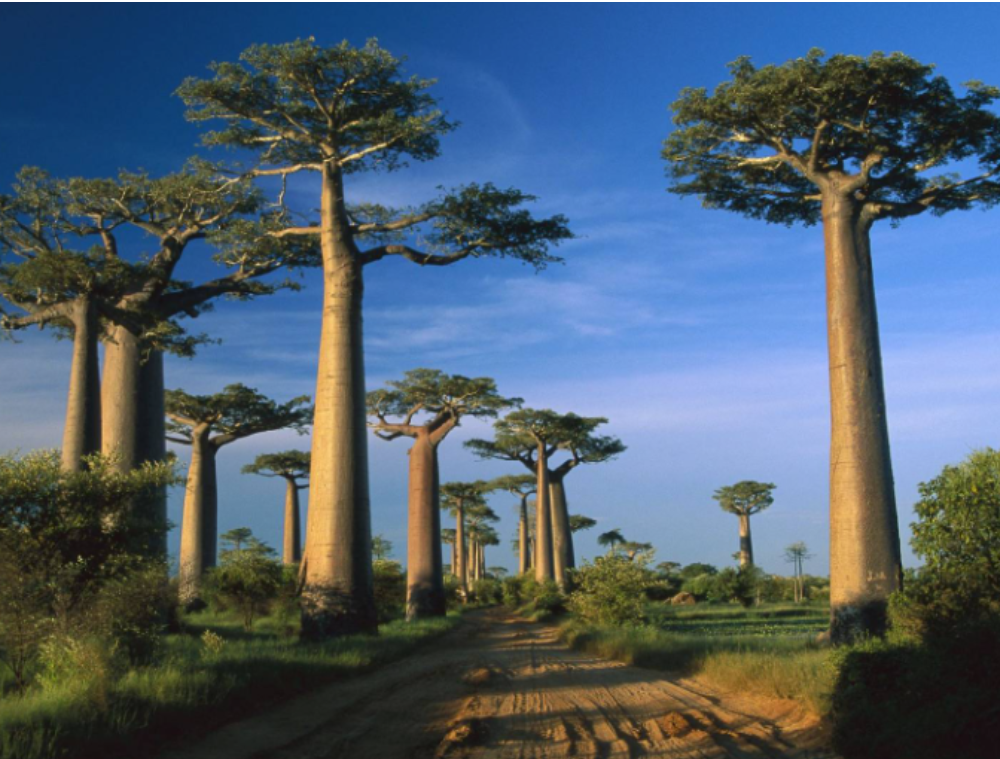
top-left (300, 585), bottom-right (378, 640)
top-left (406, 588), bottom-right (447, 621)
top-left (829, 599), bottom-right (889, 644)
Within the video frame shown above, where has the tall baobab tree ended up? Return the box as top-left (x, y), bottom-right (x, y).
top-left (467, 410), bottom-right (624, 587)
top-left (490, 474), bottom-right (536, 575)
top-left (712, 480), bottom-right (775, 569)
top-left (440, 480), bottom-right (491, 600)
top-left (465, 504), bottom-right (499, 584)
top-left (0, 169), bottom-right (131, 472)
top-left (784, 541), bottom-right (813, 603)
top-left (178, 39), bottom-right (572, 637)
top-left (242, 450), bottom-right (311, 565)
top-left (441, 528), bottom-right (457, 576)
top-left (166, 384), bottom-right (311, 605)
top-left (367, 369), bottom-right (518, 619)
top-left (663, 50), bottom-right (1000, 641)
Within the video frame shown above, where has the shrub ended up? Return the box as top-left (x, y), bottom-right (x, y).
top-left (372, 559), bottom-right (406, 622)
top-left (568, 556), bottom-right (652, 626)
top-left (213, 530), bottom-right (283, 631)
top-left (502, 575), bottom-right (526, 607)
top-left (471, 578), bottom-right (502, 605)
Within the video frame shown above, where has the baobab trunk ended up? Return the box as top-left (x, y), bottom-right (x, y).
top-left (823, 192), bottom-right (902, 643)
top-left (178, 428), bottom-right (217, 606)
top-left (282, 477), bottom-right (302, 565)
top-left (549, 476), bottom-right (573, 586)
top-left (101, 328), bottom-right (168, 556)
top-left (61, 298), bottom-right (101, 472)
top-left (406, 433), bottom-right (446, 619)
top-left (518, 496), bottom-right (531, 574)
top-left (302, 166), bottom-right (377, 638)
top-left (454, 506), bottom-right (467, 598)
top-left (738, 513), bottom-right (753, 568)
top-left (534, 445), bottom-right (554, 583)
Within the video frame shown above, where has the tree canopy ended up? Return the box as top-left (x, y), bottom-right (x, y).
top-left (176, 38), bottom-right (572, 269)
top-left (712, 480), bottom-right (776, 516)
top-left (663, 49), bottom-right (1000, 226)
top-left (242, 450), bottom-right (311, 482)
top-left (165, 384), bottom-right (312, 447)
top-left (439, 480), bottom-right (492, 514)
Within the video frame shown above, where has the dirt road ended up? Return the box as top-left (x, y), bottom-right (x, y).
top-left (160, 610), bottom-right (835, 759)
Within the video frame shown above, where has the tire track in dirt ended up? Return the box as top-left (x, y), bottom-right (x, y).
top-left (158, 610), bottom-right (836, 759)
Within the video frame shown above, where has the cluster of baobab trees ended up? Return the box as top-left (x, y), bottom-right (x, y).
top-left (3, 39), bottom-right (999, 645)
top-left (366, 369), bottom-right (624, 618)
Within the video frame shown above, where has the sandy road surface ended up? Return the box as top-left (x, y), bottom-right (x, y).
top-left (160, 610), bottom-right (835, 759)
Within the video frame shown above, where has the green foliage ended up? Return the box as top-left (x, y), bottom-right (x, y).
top-left (568, 555), bottom-right (655, 626)
top-left (212, 530), bottom-right (283, 631)
top-left (712, 480), bottom-right (775, 516)
top-left (568, 514), bottom-right (597, 533)
top-left (501, 575), bottom-right (526, 607)
top-left (165, 384), bottom-right (312, 446)
top-left (241, 450), bottom-right (310, 481)
top-left (371, 534), bottom-right (393, 561)
top-left (470, 578), bottom-right (502, 606)
top-left (664, 49), bottom-right (1000, 227)
top-left (372, 559), bottom-right (406, 622)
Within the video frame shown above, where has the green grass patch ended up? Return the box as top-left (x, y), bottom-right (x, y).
top-left (0, 611), bottom-right (462, 759)
top-left (561, 603), bottom-right (834, 714)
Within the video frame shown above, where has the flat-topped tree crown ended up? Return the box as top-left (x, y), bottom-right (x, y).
top-left (489, 474), bottom-right (537, 498)
top-left (439, 480), bottom-right (491, 514)
top-left (712, 480), bottom-right (776, 517)
top-left (569, 515), bottom-right (597, 533)
top-left (165, 384), bottom-right (312, 447)
top-left (242, 450), bottom-right (311, 483)
top-left (664, 49), bottom-right (1000, 226)
top-left (367, 369), bottom-right (520, 444)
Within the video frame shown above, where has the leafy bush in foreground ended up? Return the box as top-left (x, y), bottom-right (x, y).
top-left (568, 555), bottom-right (653, 626)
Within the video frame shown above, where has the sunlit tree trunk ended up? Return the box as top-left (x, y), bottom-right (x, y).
top-left (518, 495), bottom-right (530, 574)
top-left (823, 193), bottom-right (902, 643)
top-left (549, 476), bottom-right (573, 587)
top-left (534, 445), bottom-right (554, 583)
top-left (454, 505), bottom-right (467, 599)
top-left (302, 165), bottom-right (377, 637)
top-left (406, 432), bottom-right (445, 619)
top-left (178, 427), bottom-right (216, 606)
top-left (282, 476), bottom-right (302, 565)
top-left (61, 297), bottom-right (101, 472)
top-left (738, 513), bottom-right (753, 568)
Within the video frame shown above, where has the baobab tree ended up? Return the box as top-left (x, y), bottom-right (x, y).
top-left (242, 450), bottom-right (311, 565)
top-left (165, 384), bottom-right (311, 605)
top-left (367, 369), bottom-right (518, 619)
top-left (441, 528), bottom-right (457, 576)
top-left (440, 480), bottom-right (491, 599)
top-left (465, 504), bottom-right (499, 584)
top-left (467, 410), bottom-right (624, 587)
top-left (0, 169), bottom-right (131, 472)
top-left (784, 541), bottom-right (813, 603)
top-left (569, 515), bottom-right (597, 533)
top-left (712, 480), bottom-right (775, 569)
top-left (489, 474), bottom-right (536, 575)
top-left (178, 38), bottom-right (572, 637)
top-left (663, 50), bottom-right (1000, 640)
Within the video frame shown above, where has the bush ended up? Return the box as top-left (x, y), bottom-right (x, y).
top-left (568, 556), bottom-right (653, 626)
top-left (213, 531), bottom-right (283, 631)
top-left (372, 559), bottom-right (406, 622)
top-left (502, 575), bottom-right (526, 607)
top-left (470, 578), bottom-right (502, 605)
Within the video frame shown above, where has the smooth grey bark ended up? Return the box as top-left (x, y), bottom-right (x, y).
top-left (101, 327), bottom-right (168, 556)
top-left (455, 505), bottom-right (467, 597)
top-left (301, 165), bottom-right (376, 638)
top-left (534, 444), bottom-right (554, 583)
top-left (823, 193), bottom-right (902, 643)
top-left (282, 477), bottom-right (303, 565)
top-left (61, 297), bottom-right (101, 472)
top-left (178, 427), bottom-right (217, 606)
top-left (406, 433), bottom-right (446, 619)
top-left (549, 476), bottom-right (573, 585)
top-left (518, 495), bottom-right (531, 575)
top-left (738, 513), bottom-right (753, 568)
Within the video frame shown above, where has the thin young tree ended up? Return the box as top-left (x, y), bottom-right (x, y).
top-left (467, 410), bottom-right (624, 587)
top-left (712, 481), bottom-right (776, 569)
top-left (177, 38), bottom-right (572, 637)
top-left (367, 369), bottom-right (518, 619)
top-left (439, 481), bottom-right (490, 599)
top-left (242, 450), bottom-right (311, 565)
top-left (784, 541), bottom-right (813, 603)
top-left (663, 49), bottom-right (1000, 640)
top-left (166, 385), bottom-right (311, 605)
top-left (489, 474), bottom-right (536, 575)
top-left (371, 535), bottom-right (393, 562)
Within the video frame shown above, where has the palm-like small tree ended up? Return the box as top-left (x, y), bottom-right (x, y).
top-left (597, 528), bottom-right (625, 556)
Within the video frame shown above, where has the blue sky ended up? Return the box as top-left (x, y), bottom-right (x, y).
top-left (2, 4), bottom-right (1000, 575)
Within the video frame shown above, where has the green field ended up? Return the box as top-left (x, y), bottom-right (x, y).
top-left (647, 601), bottom-right (830, 637)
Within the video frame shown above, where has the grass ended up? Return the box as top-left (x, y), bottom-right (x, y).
top-left (0, 610), bottom-right (462, 759)
top-left (560, 602), bottom-right (834, 714)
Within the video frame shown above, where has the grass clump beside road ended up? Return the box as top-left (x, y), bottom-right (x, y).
top-left (0, 611), bottom-right (460, 759)
top-left (561, 603), bottom-right (834, 714)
